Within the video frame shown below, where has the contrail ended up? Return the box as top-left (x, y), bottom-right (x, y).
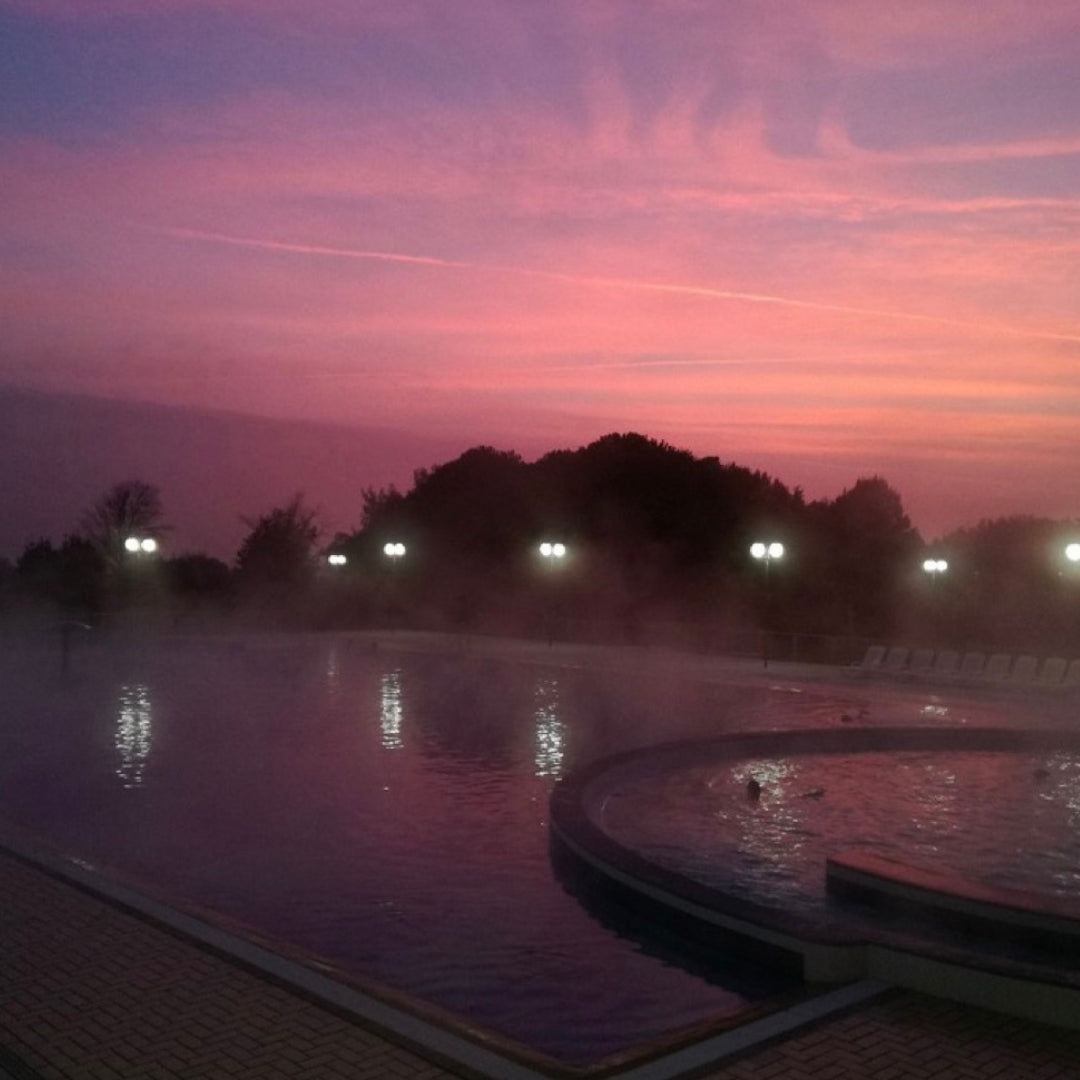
top-left (158, 225), bottom-right (1080, 345)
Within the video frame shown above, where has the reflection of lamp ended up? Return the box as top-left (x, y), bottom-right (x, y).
top-left (380, 670), bottom-right (404, 750)
top-left (533, 675), bottom-right (565, 778)
top-left (116, 682), bottom-right (153, 788)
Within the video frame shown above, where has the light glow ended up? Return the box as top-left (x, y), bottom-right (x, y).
top-left (750, 541), bottom-right (784, 561)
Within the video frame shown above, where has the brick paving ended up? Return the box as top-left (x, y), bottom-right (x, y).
top-left (1, 847), bottom-right (1079, 1080)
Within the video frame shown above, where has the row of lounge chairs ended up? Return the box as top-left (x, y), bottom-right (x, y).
top-left (853, 645), bottom-right (1080, 688)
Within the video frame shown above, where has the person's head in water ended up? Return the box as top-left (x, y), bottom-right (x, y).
top-left (746, 778), bottom-right (761, 801)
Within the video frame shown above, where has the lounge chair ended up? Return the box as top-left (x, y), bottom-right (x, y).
top-left (908, 648), bottom-right (935, 676)
top-left (1009, 655), bottom-right (1039, 686)
top-left (883, 646), bottom-right (909, 674)
top-left (854, 645), bottom-right (887, 673)
top-left (957, 652), bottom-right (986, 680)
top-left (1036, 657), bottom-right (1068, 688)
top-left (1065, 659), bottom-right (1080, 689)
top-left (932, 650), bottom-right (959, 677)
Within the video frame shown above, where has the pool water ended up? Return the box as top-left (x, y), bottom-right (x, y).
top-left (0, 634), bottom-right (807, 1066)
top-left (2, 634), bottom-right (1067, 1063)
top-left (598, 748), bottom-right (1080, 922)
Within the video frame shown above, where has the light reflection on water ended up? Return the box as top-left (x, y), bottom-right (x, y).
top-left (380, 669), bottom-right (404, 750)
top-left (115, 682), bottom-right (153, 788)
top-left (533, 674), bottom-right (565, 778)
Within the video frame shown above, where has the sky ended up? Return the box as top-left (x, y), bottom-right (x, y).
top-left (3, 0), bottom-right (1080, 542)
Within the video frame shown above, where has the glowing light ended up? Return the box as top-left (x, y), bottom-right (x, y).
top-left (923, 558), bottom-right (949, 573)
top-left (539, 541), bottom-right (566, 559)
top-left (327, 553), bottom-right (347, 566)
top-left (1066, 543), bottom-right (1080, 563)
top-left (750, 541), bottom-right (784, 560)
top-left (383, 542), bottom-right (406, 558)
top-left (125, 536), bottom-right (158, 554)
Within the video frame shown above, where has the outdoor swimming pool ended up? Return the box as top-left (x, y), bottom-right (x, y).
top-left (0, 632), bottom-right (1066, 1065)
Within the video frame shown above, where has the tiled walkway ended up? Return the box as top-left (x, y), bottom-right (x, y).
top-left (1, 849), bottom-right (1079, 1079)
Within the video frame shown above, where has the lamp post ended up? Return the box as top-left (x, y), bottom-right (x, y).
top-left (922, 557), bottom-right (949, 644)
top-left (538, 542), bottom-right (567, 643)
top-left (381, 542), bottom-right (407, 627)
top-left (750, 541), bottom-right (784, 668)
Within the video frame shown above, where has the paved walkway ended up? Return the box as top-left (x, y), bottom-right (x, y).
top-left (1, 848), bottom-right (1080, 1080)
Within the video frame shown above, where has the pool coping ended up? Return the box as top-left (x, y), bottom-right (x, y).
top-left (549, 725), bottom-right (1080, 1031)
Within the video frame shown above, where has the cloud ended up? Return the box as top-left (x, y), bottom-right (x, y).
top-left (157, 224), bottom-right (1080, 347)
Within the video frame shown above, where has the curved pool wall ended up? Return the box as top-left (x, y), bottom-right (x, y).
top-left (550, 725), bottom-right (1080, 1030)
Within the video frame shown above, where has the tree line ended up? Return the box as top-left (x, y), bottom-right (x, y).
top-left (3, 433), bottom-right (1079, 653)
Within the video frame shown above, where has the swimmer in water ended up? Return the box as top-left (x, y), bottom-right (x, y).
top-left (746, 778), bottom-right (761, 801)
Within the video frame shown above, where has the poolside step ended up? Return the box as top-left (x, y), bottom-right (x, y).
top-left (826, 849), bottom-right (1080, 954)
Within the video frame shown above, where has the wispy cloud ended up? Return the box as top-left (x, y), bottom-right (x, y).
top-left (159, 225), bottom-right (1080, 346)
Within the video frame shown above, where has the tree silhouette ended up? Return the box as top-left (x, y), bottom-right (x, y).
top-left (816, 476), bottom-right (921, 635)
top-left (235, 494), bottom-right (320, 590)
top-left (80, 480), bottom-right (165, 567)
top-left (15, 535), bottom-right (105, 613)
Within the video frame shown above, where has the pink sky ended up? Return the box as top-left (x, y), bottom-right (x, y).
top-left (2, 0), bottom-right (1080, 540)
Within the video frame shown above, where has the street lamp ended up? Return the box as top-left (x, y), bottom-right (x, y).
top-left (750, 541), bottom-right (784, 565)
top-left (749, 541), bottom-right (784, 668)
top-left (124, 536), bottom-right (158, 554)
top-left (539, 541), bottom-right (566, 565)
top-left (383, 542), bottom-right (406, 561)
top-left (1066, 544), bottom-right (1080, 564)
top-left (922, 558), bottom-right (948, 576)
top-left (327, 553), bottom-right (347, 567)
top-left (538, 542), bottom-right (567, 643)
